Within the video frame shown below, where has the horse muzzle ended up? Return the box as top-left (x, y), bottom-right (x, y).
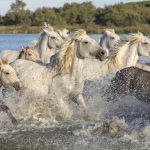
top-left (13, 81), bottom-right (22, 91)
top-left (96, 49), bottom-right (107, 61)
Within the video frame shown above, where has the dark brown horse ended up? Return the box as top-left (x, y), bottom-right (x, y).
top-left (106, 67), bottom-right (150, 103)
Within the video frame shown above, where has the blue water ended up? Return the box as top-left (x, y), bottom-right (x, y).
top-left (0, 33), bottom-right (101, 51)
top-left (0, 34), bottom-right (39, 51)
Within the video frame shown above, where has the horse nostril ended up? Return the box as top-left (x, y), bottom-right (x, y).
top-left (96, 48), bottom-right (107, 61)
top-left (100, 50), bottom-right (106, 57)
top-left (100, 51), bottom-right (105, 55)
top-left (13, 82), bottom-right (22, 91)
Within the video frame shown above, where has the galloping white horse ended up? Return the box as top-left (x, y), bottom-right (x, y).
top-left (99, 29), bottom-right (150, 72)
top-left (0, 23), bottom-right (64, 64)
top-left (11, 30), bottom-right (107, 119)
top-left (18, 46), bottom-right (41, 63)
top-left (0, 58), bottom-right (21, 90)
top-left (105, 32), bottom-right (150, 73)
top-left (0, 46), bottom-right (39, 63)
top-left (99, 29), bottom-right (120, 56)
top-left (0, 58), bottom-right (22, 125)
top-left (35, 23), bottom-right (64, 64)
top-left (83, 32), bottom-right (150, 79)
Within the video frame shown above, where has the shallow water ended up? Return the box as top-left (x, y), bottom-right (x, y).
top-left (0, 77), bottom-right (150, 149)
top-left (0, 34), bottom-right (149, 149)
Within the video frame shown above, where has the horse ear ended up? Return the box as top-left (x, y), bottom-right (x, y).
top-left (21, 46), bottom-right (26, 51)
top-left (42, 28), bottom-right (50, 35)
top-left (44, 22), bottom-right (48, 28)
top-left (43, 22), bottom-right (54, 31)
top-left (1, 58), bottom-right (8, 64)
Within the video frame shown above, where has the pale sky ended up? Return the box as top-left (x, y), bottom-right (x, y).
top-left (0, 0), bottom-right (144, 15)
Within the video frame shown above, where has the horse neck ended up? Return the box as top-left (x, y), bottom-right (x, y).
top-left (70, 44), bottom-right (84, 83)
top-left (36, 32), bottom-right (49, 63)
top-left (115, 42), bottom-right (139, 68)
top-left (46, 48), bottom-right (57, 62)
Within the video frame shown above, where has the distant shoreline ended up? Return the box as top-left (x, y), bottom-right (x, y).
top-left (0, 24), bottom-right (150, 34)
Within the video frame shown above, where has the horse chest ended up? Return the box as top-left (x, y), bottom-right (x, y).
top-left (50, 74), bottom-right (83, 98)
top-left (51, 76), bottom-right (75, 97)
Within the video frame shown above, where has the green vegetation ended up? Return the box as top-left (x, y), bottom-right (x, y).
top-left (0, 0), bottom-right (150, 33)
top-left (127, 1), bottom-right (150, 7)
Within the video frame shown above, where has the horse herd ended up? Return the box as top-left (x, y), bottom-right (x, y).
top-left (0, 23), bottom-right (149, 125)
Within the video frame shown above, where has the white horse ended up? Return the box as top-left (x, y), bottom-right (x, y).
top-left (0, 23), bottom-right (64, 64)
top-left (83, 32), bottom-right (150, 80)
top-left (82, 29), bottom-right (120, 80)
top-left (0, 58), bottom-right (21, 91)
top-left (105, 32), bottom-right (150, 73)
top-left (51, 29), bottom-right (120, 78)
top-left (18, 46), bottom-right (41, 63)
top-left (0, 58), bottom-right (22, 125)
top-left (0, 46), bottom-right (40, 63)
top-left (35, 23), bottom-right (64, 64)
top-left (99, 29), bottom-right (150, 72)
top-left (11, 30), bottom-right (107, 119)
top-left (99, 29), bottom-right (120, 56)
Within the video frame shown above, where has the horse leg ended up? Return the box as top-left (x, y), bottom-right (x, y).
top-left (73, 94), bottom-right (88, 115)
top-left (57, 98), bottom-right (72, 120)
top-left (0, 104), bottom-right (18, 125)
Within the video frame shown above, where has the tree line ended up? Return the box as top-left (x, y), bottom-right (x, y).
top-left (0, 0), bottom-right (150, 32)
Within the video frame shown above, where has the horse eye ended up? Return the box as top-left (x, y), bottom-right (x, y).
top-left (144, 42), bottom-right (148, 45)
top-left (83, 41), bottom-right (89, 44)
top-left (5, 72), bottom-right (10, 75)
top-left (67, 31), bottom-right (70, 34)
top-left (28, 53), bottom-right (32, 56)
top-left (51, 36), bottom-right (56, 39)
top-left (111, 37), bottom-right (115, 40)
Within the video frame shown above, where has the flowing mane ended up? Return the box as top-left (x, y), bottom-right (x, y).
top-left (106, 32), bottom-right (144, 69)
top-left (57, 30), bottom-right (86, 75)
top-left (128, 32), bottom-right (144, 43)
